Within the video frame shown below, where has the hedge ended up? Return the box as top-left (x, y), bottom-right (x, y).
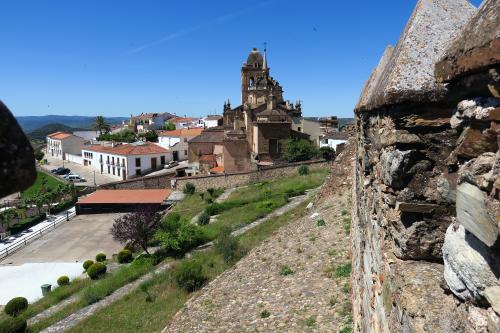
top-left (87, 262), bottom-right (107, 280)
top-left (95, 253), bottom-right (106, 262)
top-left (117, 249), bottom-right (133, 264)
top-left (83, 260), bottom-right (94, 271)
top-left (9, 214), bottom-right (46, 235)
top-left (0, 317), bottom-right (27, 333)
top-left (57, 276), bottom-right (70, 286)
top-left (51, 199), bottom-right (76, 214)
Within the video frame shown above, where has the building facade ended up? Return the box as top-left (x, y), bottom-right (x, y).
top-left (125, 112), bottom-right (174, 133)
top-left (46, 132), bottom-right (86, 161)
top-left (82, 141), bottom-right (172, 180)
top-left (157, 128), bottom-right (203, 161)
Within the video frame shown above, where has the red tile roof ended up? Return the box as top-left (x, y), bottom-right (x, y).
top-left (84, 142), bottom-right (169, 156)
top-left (47, 132), bottom-right (73, 140)
top-left (199, 154), bottom-right (216, 163)
top-left (169, 117), bottom-right (196, 123)
top-left (157, 128), bottom-right (203, 138)
top-left (209, 165), bottom-right (225, 174)
top-left (78, 189), bottom-right (172, 204)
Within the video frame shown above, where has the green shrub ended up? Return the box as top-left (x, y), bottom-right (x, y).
top-left (57, 276), bottom-right (70, 286)
top-left (317, 219), bottom-right (326, 227)
top-left (260, 310), bottom-right (270, 318)
top-left (280, 266), bottom-right (294, 276)
top-left (175, 260), bottom-right (207, 292)
top-left (335, 262), bottom-right (351, 278)
top-left (319, 146), bottom-right (335, 161)
top-left (306, 316), bottom-right (316, 327)
top-left (4, 297), bottom-right (28, 317)
top-left (298, 165), bottom-right (309, 175)
top-left (0, 317), bottom-right (27, 333)
top-left (155, 217), bottom-right (206, 256)
top-left (215, 226), bottom-right (242, 263)
top-left (197, 211), bottom-right (210, 226)
top-left (83, 260), bottom-right (94, 271)
top-left (204, 197), bottom-right (213, 204)
top-left (117, 249), bottom-right (133, 264)
top-left (183, 182), bottom-right (195, 195)
top-left (87, 262), bottom-right (107, 280)
top-left (284, 138), bottom-right (318, 162)
top-left (95, 253), bottom-right (106, 262)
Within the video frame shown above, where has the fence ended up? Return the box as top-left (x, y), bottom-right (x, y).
top-left (0, 208), bottom-right (76, 260)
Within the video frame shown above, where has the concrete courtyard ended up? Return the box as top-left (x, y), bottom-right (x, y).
top-left (0, 213), bottom-right (123, 265)
top-left (40, 154), bottom-right (117, 186)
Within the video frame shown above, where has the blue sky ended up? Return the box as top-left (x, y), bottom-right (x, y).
top-left (1, 0), bottom-right (482, 118)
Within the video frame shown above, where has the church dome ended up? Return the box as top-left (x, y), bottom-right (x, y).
top-left (246, 48), bottom-right (263, 67)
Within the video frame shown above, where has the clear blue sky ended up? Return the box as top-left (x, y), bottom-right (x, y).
top-left (1, 0), bottom-right (481, 118)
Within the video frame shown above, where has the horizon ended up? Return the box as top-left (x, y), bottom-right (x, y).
top-left (1, 0), bottom-right (482, 118)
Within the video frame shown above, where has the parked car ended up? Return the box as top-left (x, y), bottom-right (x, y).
top-left (54, 168), bottom-right (71, 175)
top-left (65, 175), bottom-right (85, 182)
top-left (63, 172), bottom-right (78, 179)
top-left (165, 161), bottom-right (179, 169)
top-left (51, 167), bottom-right (64, 173)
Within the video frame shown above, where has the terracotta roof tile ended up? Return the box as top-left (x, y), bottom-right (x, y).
top-left (199, 154), bottom-right (216, 163)
top-left (209, 165), bottom-right (225, 174)
top-left (78, 189), bottom-right (171, 204)
top-left (157, 128), bottom-right (203, 138)
top-left (84, 142), bottom-right (169, 156)
top-left (47, 132), bottom-right (74, 140)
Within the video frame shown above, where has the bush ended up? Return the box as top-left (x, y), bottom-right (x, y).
top-left (284, 138), bottom-right (318, 162)
top-left (175, 260), bottom-right (207, 292)
top-left (215, 226), bottom-right (242, 263)
top-left (8, 213), bottom-right (46, 235)
top-left (83, 260), bottom-right (94, 271)
top-left (298, 165), bottom-right (309, 175)
top-left (0, 317), bottom-right (27, 333)
top-left (319, 146), bottom-right (335, 161)
top-left (155, 216), bottom-right (206, 256)
top-left (183, 182), bottom-right (195, 195)
top-left (51, 199), bottom-right (76, 214)
top-left (197, 211), bottom-right (210, 226)
top-left (57, 276), bottom-right (70, 286)
top-left (4, 297), bottom-right (28, 317)
top-left (260, 310), bottom-right (270, 318)
top-left (280, 266), bottom-right (294, 276)
top-left (87, 262), bottom-right (107, 280)
top-left (335, 262), bottom-right (351, 278)
top-left (117, 249), bottom-right (133, 264)
top-left (317, 219), bottom-right (326, 227)
top-left (95, 253), bottom-right (106, 262)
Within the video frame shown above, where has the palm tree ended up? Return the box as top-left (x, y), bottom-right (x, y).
top-left (93, 116), bottom-right (110, 135)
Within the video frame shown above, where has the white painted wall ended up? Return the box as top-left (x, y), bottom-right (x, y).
top-left (46, 136), bottom-right (85, 160)
top-left (320, 139), bottom-right (347, 152)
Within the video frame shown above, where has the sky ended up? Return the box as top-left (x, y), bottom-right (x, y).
top-left (0, 0), bottom-right (482, 119)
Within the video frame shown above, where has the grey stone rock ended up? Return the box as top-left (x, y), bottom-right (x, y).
top-left (488, 308), bottom-right (500, 333)
top-left (0, 101), bottom-right (36, 198)
top-left (456, 182), bottom-right (497, 246)
top-left (437, 173), bottom-right (457, 203)
top-left (485, 286), bottom-right (500, 316)
top-left (442, 224), bottom-right (500, 303)
top-left (395, 201), bottom-right (440, 213)
top-left (380, 148), bottom-right (412, 190)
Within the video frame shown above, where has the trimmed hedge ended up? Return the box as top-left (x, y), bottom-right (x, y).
top-left (83, 260), bottom-right (94, 271)
top-left (0, 317), bottom-right (27, 333)
top-left (117, 249), bottom-right (133, 264)
top-left (87, 262), bottom-right (107, 280)
top-left (9, 214), bottom-right (46, 235)
top-left (95, 253), bottom-right (106, 262)
top-left (4, 297), bottom-right (28, 317)
top-left (51, 199), bottom-right (76, 215)
top-left (57, 276), bottom-right (70, 286)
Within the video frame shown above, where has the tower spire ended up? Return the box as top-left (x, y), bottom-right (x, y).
top-left (263, 42), bottom-right (268, 70)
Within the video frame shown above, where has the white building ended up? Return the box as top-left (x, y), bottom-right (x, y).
top-left (200, 115), bottom-right (223, 128)
top-left (319, 133), bottom-right (348, 152)
top-left (46, 132), bottom-right (85, 161)
top-left (157, 128), bottom-right (203, 161)
top-left (167, 117), bottom-right (199, 129)
top-left (82, 141), bottom-right (172, 180)
top-left (72, 130), bottom-right (101, 141)
top-left (127, 113), bottom-right (174, 133)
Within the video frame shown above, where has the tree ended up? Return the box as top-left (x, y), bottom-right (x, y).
top-left (139, 130), bottom-right (158, 142)
top-left (164, 122), bottom-right (176, 131)
top-left (34, 150), bottom-right (45, 161)
top-left (284, 139), bottom-right (318, 162)
top-left (319, 146), bottom-right (335, 161)
top-left (92, 116), bottom-right (110, 135)
top-left (111, 208), bottom-right (162, 254)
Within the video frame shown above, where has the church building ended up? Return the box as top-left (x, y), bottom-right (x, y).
top-left (189, 48), bottom-right (307, 174)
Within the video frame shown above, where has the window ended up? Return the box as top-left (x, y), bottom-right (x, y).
top-left (184, 138), bottom-right (188, 143)
top-left (184, 150), bottom-right (187, 156)
top-left (112, 157), bottom-right (114, 164)
top-left (107, 166), bottom-right (110, 173)
top-left (298, 127), bottom-right (302, 132)
top-left (107, 156), bottom-right (109, 163)
top-left (117, 168), bottom-right (120, 176)
top-left (113, 167), bottom-right (115, 175)
top-left (135, 158), bottom-right (141, 167)
top-left (136, 169), bottom-right (141, 176)
top-left (160, 156), bottom-right (165, 165)
top-left (122, 158), bottom-right (125, 166)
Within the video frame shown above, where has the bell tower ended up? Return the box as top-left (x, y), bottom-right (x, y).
top-left (241, 47), bottom-right (270, 106)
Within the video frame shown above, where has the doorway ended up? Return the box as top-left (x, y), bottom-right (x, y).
top-left (151, 157), bottom-right (157, 169)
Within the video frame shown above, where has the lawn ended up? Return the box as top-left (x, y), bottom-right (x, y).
top-left (21, 171), bottom-right (63, 199)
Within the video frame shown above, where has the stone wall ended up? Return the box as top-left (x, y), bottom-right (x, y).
top-left (99, 171), bottom-right (176, 190)
top-left (351, 0), bottom-right (500, 332)
top-left (172, 160), bottom-right (329, 192)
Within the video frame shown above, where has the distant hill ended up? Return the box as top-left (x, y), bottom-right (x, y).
top-left (338, 118), bottom-right (354, 127)
top-left (16, 115), bottom-right (128, 133)
top-left (27, 123), bottom-right (87, 141)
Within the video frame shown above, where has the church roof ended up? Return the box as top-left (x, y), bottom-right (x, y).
top-left (435, 0), bottom-right (500, 82)
top-left (246, 48), bottom-right (263, 66)
top-left (361, 0), bottom-right (476, 112)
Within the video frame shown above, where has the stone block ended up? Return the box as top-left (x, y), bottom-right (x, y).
top-left (456, 182), bottom-right (498, 246)
top-left (488, 308), bottom-right (500, 333)
top-left (395, 201), bottom-right (440, 214)
top-left (486, 286), bottom-right (500, 316)
top-left (442, 224), bottom-right (500, 303)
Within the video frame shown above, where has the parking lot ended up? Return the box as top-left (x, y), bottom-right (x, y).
top-left (41, 154), bottom-right (117, 186)
top-left (0, 213), bottom-right (123, 265)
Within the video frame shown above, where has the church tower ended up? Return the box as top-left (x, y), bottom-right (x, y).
top-left (241, 48), bottom-right (276, 106)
